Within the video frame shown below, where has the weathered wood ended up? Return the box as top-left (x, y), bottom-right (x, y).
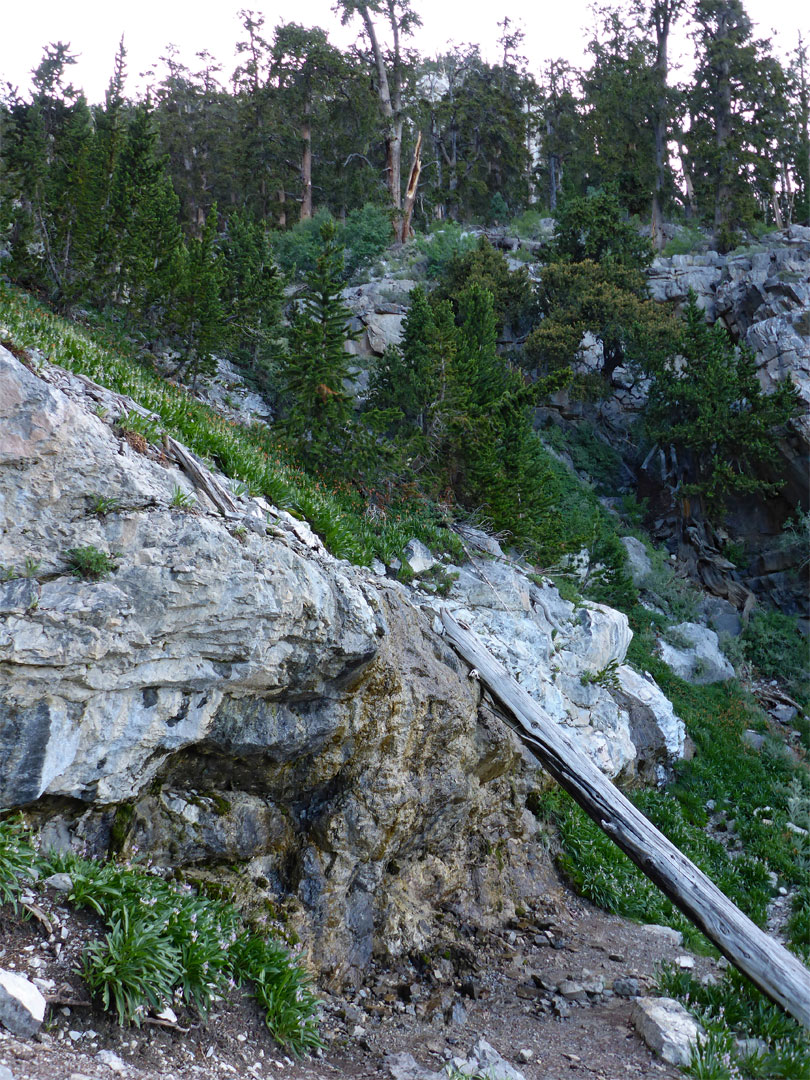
top-left (440, 608), bottom-right (810, 1028)
top-left (164, 435), bottom-right (239, 518)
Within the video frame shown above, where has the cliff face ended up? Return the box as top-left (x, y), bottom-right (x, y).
top-left (0, 346), bottom-right (684, 983)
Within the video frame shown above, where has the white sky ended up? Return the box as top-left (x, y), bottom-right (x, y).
top-left (2, 0), bottom-right (807, 102)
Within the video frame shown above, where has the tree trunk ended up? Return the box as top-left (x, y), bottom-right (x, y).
top-left (650, 3), bottom-right (674, 251)
top-left (440, 609), bottom-right (810, 1030)
top-left (358, 3), bottom-right (402, 213)
top-left (713, 10), bottom-right (733, 243)
top-left (399, 130), bottom-right (422, 242)
top-left (300, 93), bottom-right (313, 221)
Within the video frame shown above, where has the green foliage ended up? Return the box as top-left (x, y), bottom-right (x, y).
top-left (37, 849), bottom-right (320, 1050)
top-left (551, 188), bottom-right (653, 270)
top-left (414, 222), bottom-right (478, 279)
top-left (91, 495), bottom-right (122, 516)
top-left (742, 609), bottom-right (809, 703)
top-left (170, 485), bottom-right (196, 510)
top-left (270, 209), bottom-right (335, 279)
top-left (643, 293), bottom-right (802, 517)
top-left (65, 545), bottom-right (120, 580)
top-left (275, 219), bottom-right (358, 473)
top-left (342, 202), bottom-right (392, 278)
top-left (434, 237), bottom-right (536, 337)
top-left (0, 817), bottom-right (36, 908)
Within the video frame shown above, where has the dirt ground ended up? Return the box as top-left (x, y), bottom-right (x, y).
top-left (0, 864), bottom-right (724, 1080)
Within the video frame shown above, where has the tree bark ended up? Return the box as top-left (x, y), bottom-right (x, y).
top-left (300, 93), bottom-right (313, 221)
top-left (440, 608), bottom-right (810, 1029)
top-left (650, 2), bottom-right (681, 251)
top-left (358, 2), bottom-right (402, 212)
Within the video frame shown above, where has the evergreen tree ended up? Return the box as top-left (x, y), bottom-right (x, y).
top-left (107, 103), bottom-right (184, 321)
top-left (643, 293), bottom-right (802, 517)
top-left (219, 209), bottom-right (285, 386)
top-left (173, 205), bottom-right (225, 383)
top-left (276, 220), bottom-right (357, 470)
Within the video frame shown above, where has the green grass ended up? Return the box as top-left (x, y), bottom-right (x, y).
top-left (0, 819), bottom-right (321, 1053)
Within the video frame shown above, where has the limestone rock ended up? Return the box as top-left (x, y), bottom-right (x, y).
top-left (429, 559), bottom-right (647, 780)
top-left (633, 996), bottom-right (703, 1067)
top-left (404, 539), bottom-right (436, 575)
top-left (657, 623), bottom-right (735, 685)
top-left (614, 666), bottom-right (686, 783)
top-left (621, 536), bottom-right (653, 587)
top-left (0, 969), bottom-right (46, 1037)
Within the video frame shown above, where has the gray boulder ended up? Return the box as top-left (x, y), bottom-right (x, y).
top-left (657, 623), bottom-right (735, 684)
top-left (632, 997), bottom-right (703, 1067)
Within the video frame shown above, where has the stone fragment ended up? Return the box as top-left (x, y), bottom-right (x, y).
top-left (613, 977), bottom-right (640, 998)
top-left (42, 873), bottom-right (73, 892)
top-left (96, 1050), bottom-right (128, 1074)
top-left (403, 539), bottom-right (436, 575)
top-left (0, 969), bottom-right (46, 1037)
top-left (632, 997), bottom-right (703, 1067)
top-left (642, 924), bottom-right (683, 947)
top-left (385, 1051), bottom-right (441, 1080)
top-left (0, 1065), bottom-right (14, 1080)
top-left (451, 1038), bottom-right (526, 1080)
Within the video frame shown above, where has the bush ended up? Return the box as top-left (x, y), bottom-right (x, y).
top-left (414, 221), bottom-right (478, 279)
top-left (66, 545), bottom-right (120, 580)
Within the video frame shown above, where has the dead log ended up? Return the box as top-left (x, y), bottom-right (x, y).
top-left (164, 436), bottom-right (239, 518)
top-left (439, 608), bottom-right (810, 1028)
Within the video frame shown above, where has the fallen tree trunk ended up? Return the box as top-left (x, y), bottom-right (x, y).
top-left (439, 608), bottom-right (810, 1028)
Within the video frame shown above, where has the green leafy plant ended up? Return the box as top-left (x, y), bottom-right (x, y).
top-left (580, 658), bottom-right (620, 689)
top-left (0, 817), bottom-right (36, 908)
top-left (65, 545), bottom-right (120, 580)
top-left (170, 485), bottom-right (196, 510)
top-left (91, 495), bottom-right (122, 515)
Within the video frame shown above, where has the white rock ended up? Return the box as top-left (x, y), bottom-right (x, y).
top-left (642, 924), bottom-right (683, 947)
top-left (633, 997), bottom-right (703, 1067)
top-left (657, 623), bottom-right (735, 685)
top-left (42, 872), bottom-right (73, 892)
top-left (0, 968), bottom-right (46, 1037)
top-left (403, 539), bottom-right (435, 575)
top-left (454, 1038), bottom-right (526, 1080)
top-left (96, 1050), bottom-right (128, 1074)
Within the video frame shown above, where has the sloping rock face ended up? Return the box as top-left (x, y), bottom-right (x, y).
top-left (0, 347), bottom-right (544, 980)
top-left (0, 346), bottom-right (685, 981)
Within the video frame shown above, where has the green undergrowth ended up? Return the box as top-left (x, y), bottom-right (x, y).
top-left (0, 818), bottom-right (320, 1052)
top-left (0, 280), bottom-right (462, 566)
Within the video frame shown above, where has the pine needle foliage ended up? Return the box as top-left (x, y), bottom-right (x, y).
top-left (643, 292), bottom-right (802, 516)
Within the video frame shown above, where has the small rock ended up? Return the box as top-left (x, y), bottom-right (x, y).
top-left (0, 1065), bottom-right (15, 1080)
top-left (42, 873), bottom-right (73, 893)
top-left (517, 1048), bottom-right (532, 1063)
top-left (445, 1000), bottom-right (467, 1027)
top-left (613, 977), bottom-right (641, 998)
top-left (735, 1037), bottom-right (769, 1059)
top-left (742, 730), bottom-right (765, 752)
top-left (676, 956), bottom-right (695, 970)
top-left (384, 1051), bottom-right (441, 1080)
top-left (459, 978), bottom-right (482, 1000)
top-left (96, 1050), bottom-right (128, 1075)
top-left (642, 924), bottom-right (683, 947)
top-left (557, 979), bottom-right (588, 1002)
top-left (632, 997), bottom-right (703, 1067)
top-left (0, 969), bottom-right (46, 1037)
top-left (456, 1038), bottom-right (527, 1080)
top-left (404, 539), bottom-right (435, 575)
top-left (608, 952), bottom-right (625, 962)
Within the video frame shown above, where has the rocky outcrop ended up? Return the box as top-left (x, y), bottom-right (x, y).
top-left (0, 345), bottom-right (686, 981)
top-left (648, 226), bottom-right (810, 445)
top-left (425, 552), bottom-right (685, 783)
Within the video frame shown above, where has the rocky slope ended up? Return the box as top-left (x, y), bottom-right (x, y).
top-left (0, 345), bottom-right (686, 986)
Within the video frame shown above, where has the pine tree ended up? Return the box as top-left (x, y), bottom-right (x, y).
top-left (276, 219), bottom-right (357, 470)
top-left (643, 293), bottom-right (802, 517)
top-left (107, 103), bottom-right (183, 321)
top-left (173, 205), bottom-right (225, 384)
